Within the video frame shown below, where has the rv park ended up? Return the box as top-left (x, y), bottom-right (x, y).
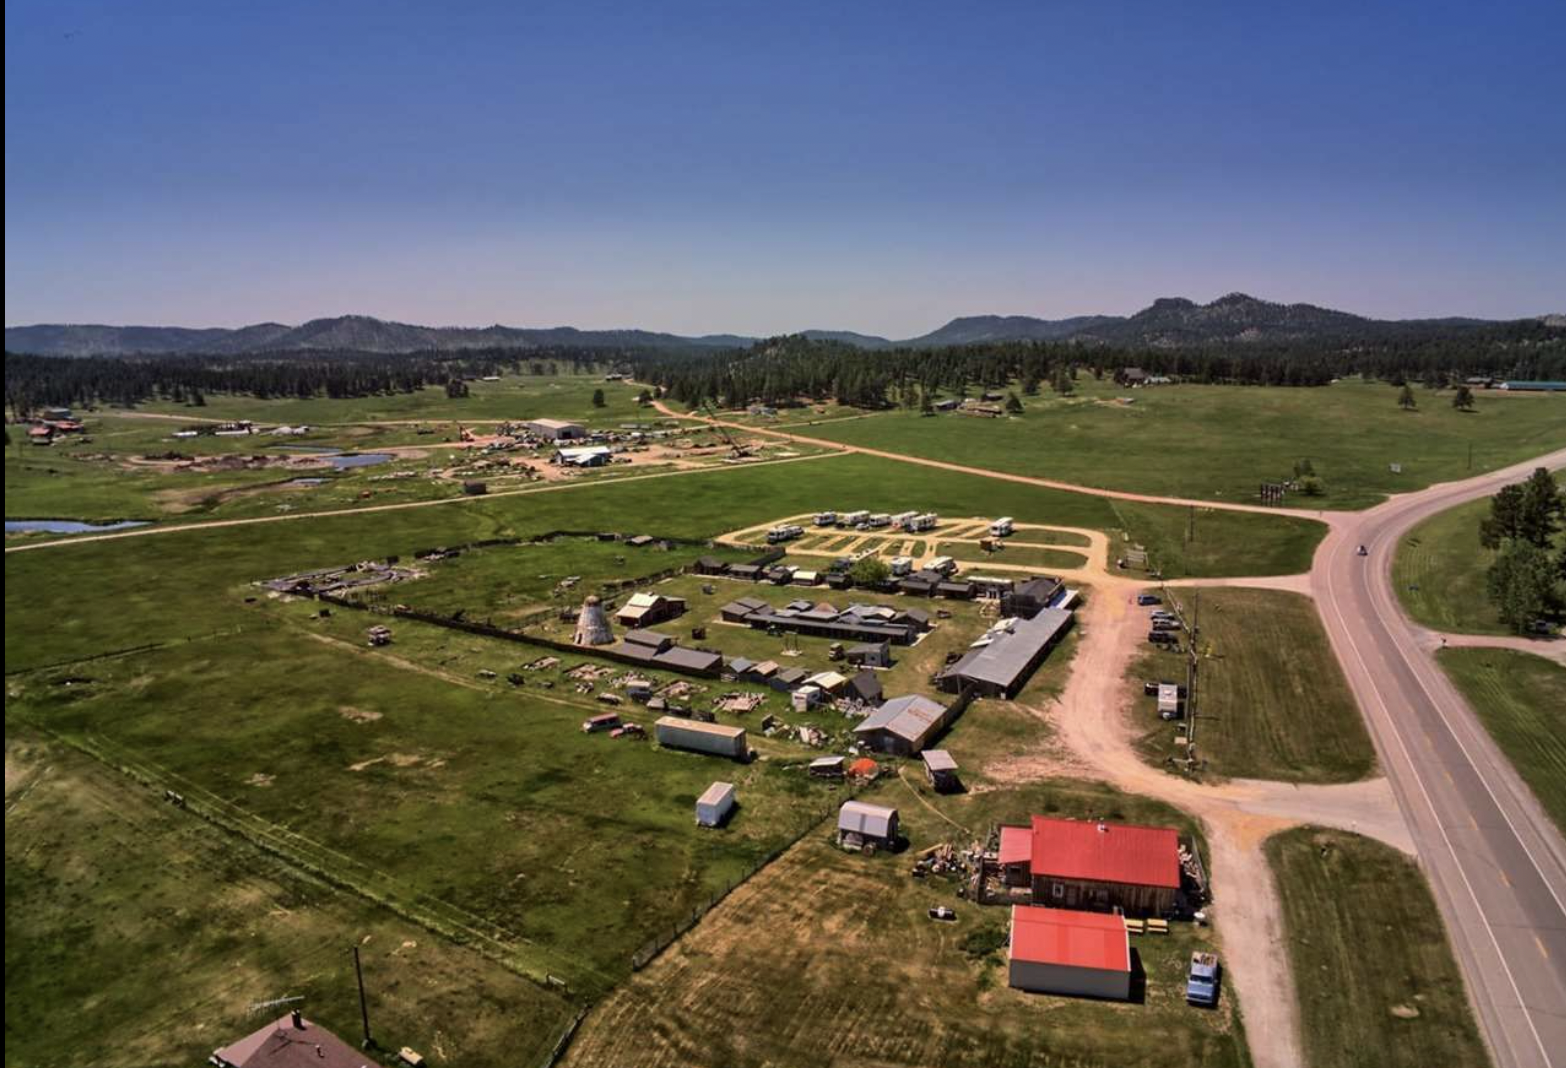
top-left (6, 369), bottom-right (1564, 1068)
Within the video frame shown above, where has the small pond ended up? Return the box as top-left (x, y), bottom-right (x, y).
top-left (6, 519), bottom-right (150, 534)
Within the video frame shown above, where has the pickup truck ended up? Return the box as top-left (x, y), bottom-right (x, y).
top-left (1186, 951), bottom-right (1221, 1007)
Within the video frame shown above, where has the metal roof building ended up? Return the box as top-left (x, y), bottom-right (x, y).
top-left (1023, 816), bottom-right (1183, 915)
top-left (853, 694), bottom-right (950, 755)
top-left (837, 800), bottom-right (900, 848)
top-left (525, 417), bottom-right (587, 440)
top-left (937, 607), bottom-right (1074, 698)
top-left (1007, 906), bottom-right (1132, 1000)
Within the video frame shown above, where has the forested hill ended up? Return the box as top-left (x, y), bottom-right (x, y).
top-left (6, 316), bottom-right (1563, 414)
top-left (10, 294), bottom-right (1558, 357)
top-left (644, 322), bottom-right (1566, 408)
top-left (2, 316), bottom-right (741, 358)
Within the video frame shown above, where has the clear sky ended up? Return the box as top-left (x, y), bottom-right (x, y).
top-left (6, 0), bottom-right (1564, 336)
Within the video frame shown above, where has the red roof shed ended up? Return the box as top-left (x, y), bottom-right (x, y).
top-left (1010, 905), bottom-right (1131, 972)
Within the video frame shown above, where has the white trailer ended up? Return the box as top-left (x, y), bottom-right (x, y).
top-left (889, 556), bottom-right (914, 577)
top-left (815, 511), bottom-right (838, 526)
top-left (843, 510), bottom-right (871, 526)
top-left (990, 516), bottom-right (1015, 537)
top-left (867, 513), bottom-right (892, 528)
top-left (655, 716), bottom-right (748, 759)
top-left (695, 781), bottom-right (737, 827)
top-left (927, 555), bottom-right (957, 576)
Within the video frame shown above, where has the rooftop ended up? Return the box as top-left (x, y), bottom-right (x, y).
top-left (1029, 816), bottom-right (1182, 889)
top-left (212, 1013), bottom-right (383, 1068)
top-left (838, 799), bottom-right (898, 838)
top-left (1009, 905), bottom-right (1131, 973)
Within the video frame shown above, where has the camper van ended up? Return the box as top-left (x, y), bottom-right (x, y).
top-left (989, 516), bottom-right (1014, 537)
top-left (815, 511), bottom-right (838, 526)
top-left (889, 556), bottom-right (914, 577)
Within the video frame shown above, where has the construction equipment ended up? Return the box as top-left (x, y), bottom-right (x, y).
top-left (699, 401), bottom-right (753, 458)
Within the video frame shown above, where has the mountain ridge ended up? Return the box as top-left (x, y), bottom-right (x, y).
top-left (8, 294), bottom-right (1553, 357)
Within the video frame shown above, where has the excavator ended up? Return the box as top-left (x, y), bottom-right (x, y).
top-left (699, 401), bottom-right (754, 459)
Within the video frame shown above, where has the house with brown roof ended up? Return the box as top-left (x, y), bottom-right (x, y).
top-left (212, 1010), bottom-right (382, 1068)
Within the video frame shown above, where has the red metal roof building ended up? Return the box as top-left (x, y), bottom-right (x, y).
top-left (1007, 905), bottom-right (1132, 1000)
top-left (999, 816), bottom-right (1183, 915)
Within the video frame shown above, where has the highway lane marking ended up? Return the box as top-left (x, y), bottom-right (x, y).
top-left (1364, 520), bottom-right (1566, 926)
top-left (1321, 530), bottom-right (1556, 1068)
top-left (1539, 937), bottom-right (1551, 961)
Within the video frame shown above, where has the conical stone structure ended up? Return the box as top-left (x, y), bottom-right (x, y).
top-left (573, 595), bottom-right (614, 646)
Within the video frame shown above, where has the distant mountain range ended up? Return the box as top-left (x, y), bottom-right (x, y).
top-left (7, 294), bottom-right (1555, 357)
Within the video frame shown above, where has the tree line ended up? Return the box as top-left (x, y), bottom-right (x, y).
top-left (1480, 468), bottom-right (1566, 633)
top-left (5, 316), bottom-right (1561, 416)
top-left (1, 348), bottom-right (621, 417)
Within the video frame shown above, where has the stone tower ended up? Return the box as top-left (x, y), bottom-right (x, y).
top-left (572, 595), bottom-right (614, 646)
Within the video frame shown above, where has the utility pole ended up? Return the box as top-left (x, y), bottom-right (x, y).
top-left (353, 944), bottom-right (373, 1050)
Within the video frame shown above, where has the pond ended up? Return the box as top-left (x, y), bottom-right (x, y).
top-left (6, 519), bottom-right (150, 534)
top-left (326, 452), bottom-right (393, 469)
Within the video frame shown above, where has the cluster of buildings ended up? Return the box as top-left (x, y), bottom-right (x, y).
top-left (720, 595), bottom-right (931, 646)
top-left (995, 816), bottom-right (1193, 1001)
top-left (24, 406), bottom-right (85, 445)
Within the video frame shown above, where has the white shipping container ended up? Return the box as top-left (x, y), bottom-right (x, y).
top-left (656, 716), bottom-right (748, 759)
top-left (695, 781), bottom-right (737, 827)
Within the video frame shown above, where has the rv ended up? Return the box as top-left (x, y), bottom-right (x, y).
top-left (989, 516), bottom-right (1014, 537)
top-left (889, 556), bottom-right (914, 577)
top-left (815, 511), bottom-right (838, 526)
top-left (867, 513), bottom-right (892, 528)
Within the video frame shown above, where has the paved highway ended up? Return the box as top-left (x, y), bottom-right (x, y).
top-left (1314, 449), bottom-right (1566, 1068)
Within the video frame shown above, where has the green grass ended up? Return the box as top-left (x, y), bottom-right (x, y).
top-left (1438, 648), bottom-right (1566, 831)
top-left (1267, 827), bottom-right (1490, 1068)
top-left (5, 454), bottom-right (1326, 672)
top-left (1393, 497), bottom-right (1506, 633)
top-left (6, 626), bottom-right (847, 999)
top-left (792, 378), bottom-right (1566, 509)
top-left (1129, 588), bottom-right (1376, 783)
top-left (4, 728), bottom-right (576, 1068)
top-left (566, 777), bottom-right (1247, 1068)
top-left (129, 371), bottom-right (651, 426)
top-left (1394, 485), bottom-right (1565, 636)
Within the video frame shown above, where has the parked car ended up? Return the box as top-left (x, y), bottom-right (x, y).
top-left (1186, 952), bottom-right (1221, 1007)
top-left (1136, 592), bottom-right (1162, 606)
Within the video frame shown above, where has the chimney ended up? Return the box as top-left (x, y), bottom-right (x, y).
top-left (291, 1009), bottom-right (304, 1030)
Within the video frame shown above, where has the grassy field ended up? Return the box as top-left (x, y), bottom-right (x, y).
top-left (1129, 588), bottom-right (1376, 783)
top-left (129, 370), bottom-right (651, 426)
top-left (1393, 497), bottom-right (1506, 633)
top-left (1394, 482), bottom-right (1564, 636)
top-left (1266, 827), bottom-right (1490, 1068)
top-left (6, 625), bottom-right (846, 999)
top-left (1438, 648), bottom-right (1566, 831)
top-left (791, 378), bottom-right (1566, 509)
top-left (5, 454), bottom-right (1328, 672)
top-left (4, 728), bottom-right (577, 1068)
top-left (565, 777), bottom-right (1246, 1068)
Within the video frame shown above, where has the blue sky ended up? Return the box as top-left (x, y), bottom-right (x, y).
top-left (6, 0), bottom-right (1564, 335)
